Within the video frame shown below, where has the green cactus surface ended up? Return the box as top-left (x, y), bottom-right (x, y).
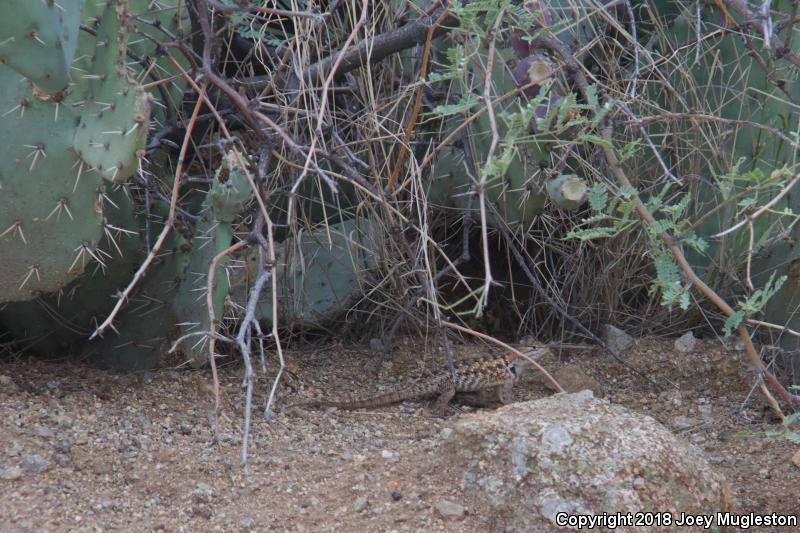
top-left (72, 0), bottom-right (150, 183)
top-left (0, 0), bottom-right (151, 303)
top-left (0, 0), bottom-right (83, 94)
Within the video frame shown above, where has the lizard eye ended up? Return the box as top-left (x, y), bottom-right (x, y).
top-left (509, 364), bottom-right (517, 376)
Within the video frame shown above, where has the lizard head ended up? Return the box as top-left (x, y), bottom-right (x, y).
top-left (509, 346), bottom-right (550, 376)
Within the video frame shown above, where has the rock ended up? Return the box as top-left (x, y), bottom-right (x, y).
top-left (435, 391), bottom-right (733, 531)
top-left (193, 483), bottom-right (213, 503)
top-left (689, 434), bottom-right (706, 444)
top-left (380, 450), bottom-right (397, 460)
top-left (390, 491), bottom-right (402, 501)
top-left (353, 496), bottom-right (369, 513)
top-left (673, 415), bottom-right (698, 431)
top-left (0, 466), bottom-right (23, 481)
top-left (602, 325), bottom-right (634, 355)
top-left (20, 454), bottom-right (50, 474)
top-left (434, 500), bottom-right (466, 519)
top-left (792, 449), bottom-right (800, 470)
top-left (239, 517), bottom-right (255, 531)
top-left (675, 331), bottom-right (697, 353)
top-left (0, 375), bottom-right (18, 394)
top-left (549, 365), bottom-right (604, 397)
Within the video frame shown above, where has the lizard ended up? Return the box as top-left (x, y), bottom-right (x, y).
top-left (285, 346), bottom-right (550, 413)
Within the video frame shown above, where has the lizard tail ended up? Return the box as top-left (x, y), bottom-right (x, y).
top-left (291, 386), bottom-right (432, 410)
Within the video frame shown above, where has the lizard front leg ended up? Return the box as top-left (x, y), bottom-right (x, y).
top-left (431, 383), bottom-right (456, 414)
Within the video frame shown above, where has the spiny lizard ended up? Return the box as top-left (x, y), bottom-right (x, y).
top-left (286, 347), bottom-right (549, 413)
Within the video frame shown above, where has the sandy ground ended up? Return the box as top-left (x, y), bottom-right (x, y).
top-left (0, 336), bottom-right (798, 531)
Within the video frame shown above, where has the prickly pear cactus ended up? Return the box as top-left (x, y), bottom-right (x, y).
top-left (73, 1), bottom-right (150, 183)
top-left (172, 151), bottom-right (254, 365)
top-left (0, 0), bottom-right (83, 94)
top-left (232, 218), bottom-right (378, 329)
top-left (0, 0), bottom-right (149, 303)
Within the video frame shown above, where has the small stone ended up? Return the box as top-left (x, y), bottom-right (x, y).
top-left (36, 426), bottom-right (55, 439)
top-left (53, 453), bottom-right (71, 467)
top-left (440, 427), bottom-right (454, 439)
top-left (192, 504), bottom-right (213, 519)
top-left (353, 496), bottom-right (369, 513)
top-left (20, 454), bottom-right (50, 474)
top-left (792, 449), bottom-right (800, 469)
top-left (675, 331), bottom-right (696, 353)
top-left (0, 375), bottom-right (19, 394)
top-left (390, 491), bottom-right (402, 501)
top-left (380, 450), bottom-right (396, 460)
top-left (239, 517), bottom-right (255, 531)
top-left (550, 365), bottom-right (604, 397)
top-left (369, 338), bottom-right (386, 352)
top-left (434, 500), bottom-right (466, 519)
top-left (602, 325), bottom-right (634, 355)
top-left (689, 434), bottom-right (706, 444)
top-left (54, 439), bottom-right (73, 453)
top-left (340, 451), bottom-right (353, 461)
top-left (672, 415), bottom-right (696, 431)
top-left (0, 466), bottom-right (23, 481)
top-left (194, 482), bottom-right (213, 503)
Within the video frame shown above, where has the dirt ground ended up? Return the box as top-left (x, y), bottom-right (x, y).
top-left (0, 336), bottom-right (798, 532)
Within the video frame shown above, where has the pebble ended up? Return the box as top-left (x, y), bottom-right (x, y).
top-left (194, 483), bottom-right (213, 503)
top-left (0, 375), bottom-right (19, 394)
top-left (239, 517), bottom-right (255, 531)
top-left (380, 450), bottom-right (397, 460)
top-left (672, 415), bottom-right (697, 431)
top-left (603, 325), bottom-right (634, 355)
top-left (0, 466), bottom-right (23, 481)
top-left (20, 454), bottom-right (50, 474)
top-left (36, 426), bottom-right (55, 439)
top-left (434, 499), bottom-right (466, 519)
top-left (340, 451), bottom-right (353, 461)
top-left (689, 434), bottom-right (706, 444)
top-left (353, 496), bottom-right (369, 513)
top-left (674, 331), bottom-right (696, 353)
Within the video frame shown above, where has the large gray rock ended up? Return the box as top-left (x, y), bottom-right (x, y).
top-left (439, 391), bottom-right (733, 531)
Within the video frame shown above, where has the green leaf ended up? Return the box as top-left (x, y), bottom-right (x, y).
top-left (429, 94), bottom-right (480, 117)
top-left (723, 311), bottom-right (745, 336)
top-left (588, 183), bottom-right (608, 212)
